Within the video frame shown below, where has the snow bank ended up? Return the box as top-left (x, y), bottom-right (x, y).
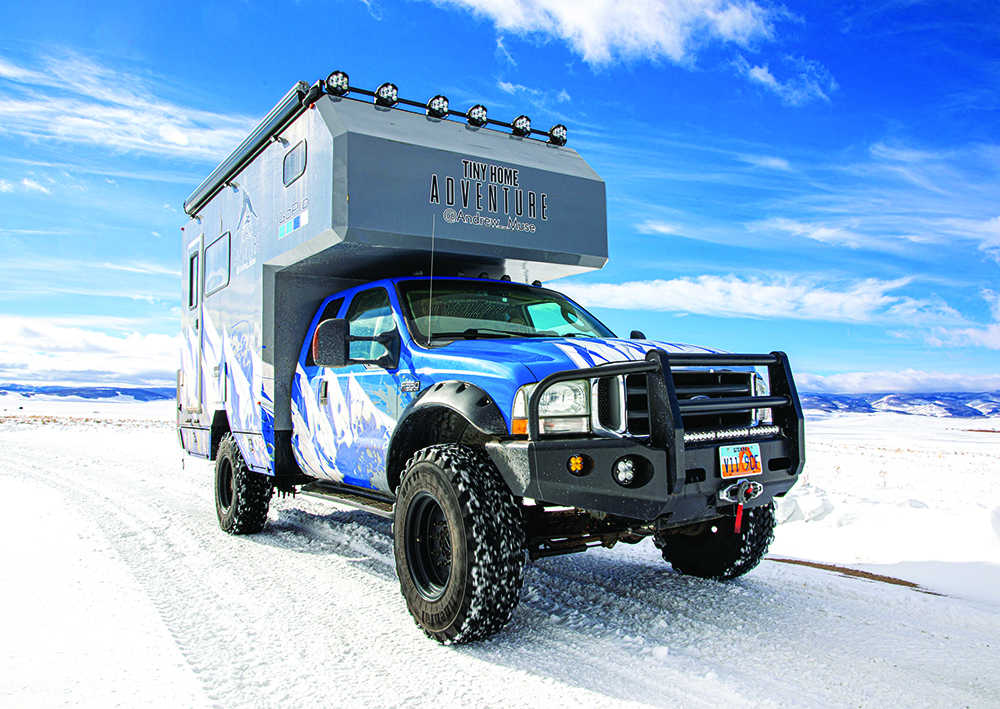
top-left (770, 412), bottom-right (1000, 607)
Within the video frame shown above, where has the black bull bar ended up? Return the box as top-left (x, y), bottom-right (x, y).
top-left (526, 349), bottom-right (805, 495)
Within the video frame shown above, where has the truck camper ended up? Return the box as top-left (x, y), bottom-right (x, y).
top-left (178, 71), bottom-right (805, 644)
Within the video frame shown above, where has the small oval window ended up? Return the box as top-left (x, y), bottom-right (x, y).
top-left (283, 140), bottom-right (306, 186)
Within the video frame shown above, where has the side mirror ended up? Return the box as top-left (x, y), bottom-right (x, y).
top-left (312, 318), bottom-right (400, 370)
top-left (630, 330), bottom-right (646, 339)
top-left (314, 319), bottom-right (349, 367)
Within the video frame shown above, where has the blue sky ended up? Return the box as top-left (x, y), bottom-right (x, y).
top-left (1, 0), bottom-right (998, 392)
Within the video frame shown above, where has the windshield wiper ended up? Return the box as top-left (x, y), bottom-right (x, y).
top-left (428, 327), bottom-right (563, 340)
top-left (428, 328), bottom-right (515, 340)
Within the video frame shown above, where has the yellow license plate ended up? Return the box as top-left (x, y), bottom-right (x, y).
top-left (719, 443), bottom-right (762, 478)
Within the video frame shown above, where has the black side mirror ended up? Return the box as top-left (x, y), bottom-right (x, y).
top-left (630, 330), bottom-right (646, 339)
top-left (314, 319), bottom-right (349, 367)
top-left (313, 318), bottom-right (401, 370)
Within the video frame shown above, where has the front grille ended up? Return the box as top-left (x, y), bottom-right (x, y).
top-left (673, 370), bottom-right (753, 431)
top-left (597, 368), bottom-right (755, 437)
top-left (624, 374), bottom-right (650, 436)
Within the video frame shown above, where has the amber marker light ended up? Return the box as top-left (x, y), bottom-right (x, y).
top-left (567, 454), bottom-right (592, 476)
top-left (511, 419), bottom-right (528, 435)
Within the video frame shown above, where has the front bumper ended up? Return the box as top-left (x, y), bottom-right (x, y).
top-left (486, 349), bottom-right (805, 524)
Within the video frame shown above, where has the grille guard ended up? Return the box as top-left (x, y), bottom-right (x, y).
top-left (526, 349), bottom-right (805, 491)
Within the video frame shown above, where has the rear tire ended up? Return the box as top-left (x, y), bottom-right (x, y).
top-left (656, 502), bottom-right (775, 580)
top-left (394, 444), bottom-right (524, 644)
top-left (215, 433), bottom-right (272, 534)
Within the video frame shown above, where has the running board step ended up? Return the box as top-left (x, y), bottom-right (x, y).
top-left (299, 481), bottom-right (395, 518)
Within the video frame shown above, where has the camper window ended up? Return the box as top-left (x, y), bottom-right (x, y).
top-left (187, 252), bottom-right (199, 309)
top-left (283, 140), bottom-right (307, 186)
top-left (204, 232), bottom-right (230, 296)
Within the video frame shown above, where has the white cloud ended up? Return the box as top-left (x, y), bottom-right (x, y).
top-left (497, 79), bottom-right (570, 106)
top-left (433, 0), bottom-right (775, 65)
top-left (99, 261), bottom-right (178, 276)
top-left (559, 274), bottom-right (962, 325)
top-left (752, 216), bottom-right (884, 250)
top-left (735, 54), bottom-right (837, 105)
top-left (0, 315), bottom-right (179, 387)
top-left (0, 53), bottom-right (253, 160)
top-left (0, 179), bottom-right (12, 192)
top-left (738, 154), bottom-right (791, 170)
top-left (935, 215), bottom-right (1000, 263)
top-left (496, 36), bottom-right (517, 66)
top-left (20, 178), bottom-right (50, 193)
top-left (797, 370), bottom-right (1000, 394)
top-left (927, 290), bottom-right (1000, 350)
top-left (635, 219), bottom-right (681, 235)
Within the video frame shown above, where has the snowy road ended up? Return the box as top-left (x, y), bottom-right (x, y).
top-left (2, 416), bottom-right (998, 708)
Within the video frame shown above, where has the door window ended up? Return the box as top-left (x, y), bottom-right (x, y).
top-left (345, 288), bottom-right (394, 361)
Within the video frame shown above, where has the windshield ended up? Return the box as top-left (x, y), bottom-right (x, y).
top-left (397, 279), bottom-right (615, 346)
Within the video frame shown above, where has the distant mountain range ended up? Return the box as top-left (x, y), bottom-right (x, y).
top-left (3, 384), bottom-right (999, 418)
top-left (0, 384), bottom-right (175, 402)
top-left (800, 391), bottom-right (1000, 418)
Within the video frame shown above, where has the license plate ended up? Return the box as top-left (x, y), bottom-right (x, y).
top-left (719, 443), bottom-right (762, 478)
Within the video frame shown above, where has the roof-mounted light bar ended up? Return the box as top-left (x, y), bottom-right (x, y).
top-left (315, 70), bottom-right (569, 145)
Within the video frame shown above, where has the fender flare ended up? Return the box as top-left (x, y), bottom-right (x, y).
top-left (386, 380), bottom-right (508, 491)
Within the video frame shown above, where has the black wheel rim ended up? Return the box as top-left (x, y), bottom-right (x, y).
top-left (218, 459), bottom-right (234, 512)
top-left (405, 490), bottom-right (453, 601)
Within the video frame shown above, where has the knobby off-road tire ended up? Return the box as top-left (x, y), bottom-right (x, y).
top-left (657, 502), bottom-right (776, 581)
top-left (214, 433), bottom-right (272, 535)
top-left (394, 444), bottom-right (525, 644)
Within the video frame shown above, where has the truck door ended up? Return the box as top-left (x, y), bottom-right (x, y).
top-left (182, 234), bottom-right (203, 414)
top-left (319, 286), bottom-right (399, 490)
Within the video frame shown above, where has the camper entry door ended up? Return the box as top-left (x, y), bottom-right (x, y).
top-left (183, 234), bottom-right (204, 413)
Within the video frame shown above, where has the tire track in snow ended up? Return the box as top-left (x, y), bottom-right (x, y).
top-left (3, 423), bottom-right (999, 709)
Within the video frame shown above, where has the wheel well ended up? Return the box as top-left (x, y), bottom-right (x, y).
top-left (210, 410), bottom-right (231, 460)
top-left (386, 406), bottom-right (492, 493)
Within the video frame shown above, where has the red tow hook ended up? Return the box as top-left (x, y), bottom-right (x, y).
top-left (720, 479), bottom-right (762, 534)
top-left (734, 479), bottom-right (751, 533)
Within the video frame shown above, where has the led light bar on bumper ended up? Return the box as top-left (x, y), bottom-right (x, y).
top-left (512, 380), bottom-right (590, 435)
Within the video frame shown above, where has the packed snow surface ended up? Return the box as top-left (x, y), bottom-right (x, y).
top-left (1, 401), bottom-right (998, 708)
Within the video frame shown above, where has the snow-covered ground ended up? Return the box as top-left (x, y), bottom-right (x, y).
top-left (1, 398), bottom-right (998, 708)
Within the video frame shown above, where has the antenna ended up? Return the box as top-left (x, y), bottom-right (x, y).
top-left (427, 214), bottom-right (435, 347)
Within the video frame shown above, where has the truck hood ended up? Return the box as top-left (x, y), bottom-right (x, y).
top-left (423, 337), bottom-right (727, 383)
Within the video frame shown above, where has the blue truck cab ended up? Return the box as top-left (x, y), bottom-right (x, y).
top-left (178, 74), bottom-right (804, 644)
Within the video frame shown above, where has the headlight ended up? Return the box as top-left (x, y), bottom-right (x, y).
top-left (511, 380), bottom-right (591, 435)
top-left (753, 372), bottom-right (771, 423)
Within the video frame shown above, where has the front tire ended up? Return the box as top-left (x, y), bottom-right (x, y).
top-left (215, 433), bottom-right (272, 534)
top-left (394, 444), bottom-right (524, 644)
top-left (656, 502), bottom-right (776, 580)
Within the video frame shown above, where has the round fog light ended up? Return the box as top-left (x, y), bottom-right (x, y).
top-left (614, 457), bottom-right (635, 486)
top-left (567, 454), bottom-right (593, 477)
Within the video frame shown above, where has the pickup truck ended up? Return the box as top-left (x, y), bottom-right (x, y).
top-left (179, 73), bottom-right (804, 644)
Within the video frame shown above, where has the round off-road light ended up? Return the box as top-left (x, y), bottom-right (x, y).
top-left (426, 94), bottom-right (449, 118)
top-left (375, 82), bottom-right (399, 107)
top-left (567, 453), bottom-right (593, 477)
top-left (512, 115), bottom-right (531, 137)
top-left (549, 124), bottom-right (568, 146)
top-left (467, 104), bottom-right (487, 127)
top-left (325, 71), bottom-right (350, 96)
top-left (614, 457), bottom-right (635, 486)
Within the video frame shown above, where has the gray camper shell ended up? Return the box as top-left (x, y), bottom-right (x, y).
top-left (179, 81), bottom-right (608, 477)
